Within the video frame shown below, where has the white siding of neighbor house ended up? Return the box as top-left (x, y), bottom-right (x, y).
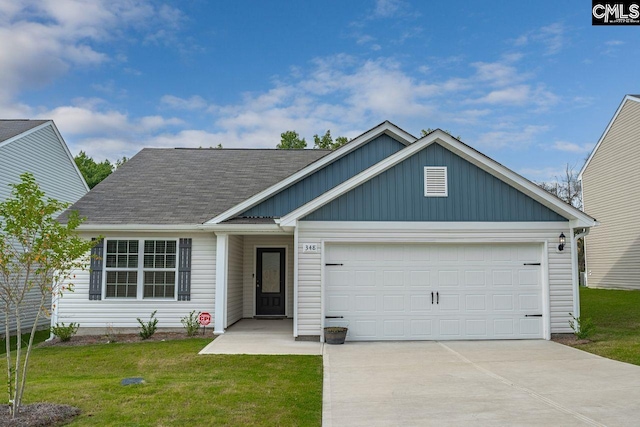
top-left (296, 222), bottom-right (574, 337)
top-left (226, 235), bottom-right (244, 326)
top-left (582, 99), bottom-right (640, 290)
top-left (242, 235), bottom-right (294, 318)
top-left (56, 232), bottom-right (215, 333)
top-left (0, 123), bottom-right (88, 333)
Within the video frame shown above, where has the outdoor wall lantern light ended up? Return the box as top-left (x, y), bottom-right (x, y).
top-left (558, 232), bottom-right (566, 251)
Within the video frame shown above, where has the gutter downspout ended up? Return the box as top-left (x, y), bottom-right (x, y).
top-left (571, 228), bottom-right (591, 322)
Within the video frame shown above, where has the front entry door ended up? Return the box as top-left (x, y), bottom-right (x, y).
top-left (256, 248), bottom-right (286, 316)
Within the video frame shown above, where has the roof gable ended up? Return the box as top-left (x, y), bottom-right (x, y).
top-left (303, 142), bottom-right (567, 222)
top-left (280, 130), bottom-right (596, 228)
top-left (206, 121), bottom-right (417, 224)
top-left (238, 133), bottom-right (406, 219)
top-left (0, 120), bottom-right (50, 145)
top-left (579, 95), bottom-right (640, 179)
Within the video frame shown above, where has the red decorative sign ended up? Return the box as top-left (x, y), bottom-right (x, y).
top-left (199, 312), bottom-right (211, 326)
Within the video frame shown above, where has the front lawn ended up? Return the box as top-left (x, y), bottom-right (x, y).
top-left (23, 338), bottom-right (322, 426)
top-left (574, 287), bottom-right (640, 365)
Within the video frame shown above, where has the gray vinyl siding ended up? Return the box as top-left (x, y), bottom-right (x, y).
top-left (226, 235), bottom-right (244, 326)
top-left (582, 99), bottom-right (640, 289)
top-left (296, 223), bottom-right (574, 337)
top-left (56, 232), bottom-right (216, 331)
top-left (303, 143), bottom-right (568, 222)
top-left (0, 123), bottom-right (87, 333)
top-left (0, 124), bottom-right (86, 205)
top-left (240, 134), bottom-right (405, 218)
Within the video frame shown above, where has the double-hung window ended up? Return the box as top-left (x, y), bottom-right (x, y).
top-left (104, 239), bottom-right (178, 300)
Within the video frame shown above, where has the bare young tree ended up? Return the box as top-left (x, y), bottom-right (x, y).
top-left (536, 163), bottom-right (585, 271)
top-left (0, 173), bottom-right (95, 417)
top-left (537, 163), bottom-right (582, 209)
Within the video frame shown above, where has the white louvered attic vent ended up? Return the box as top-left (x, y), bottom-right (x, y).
top-left (424, 166), bottom-right (448, 197)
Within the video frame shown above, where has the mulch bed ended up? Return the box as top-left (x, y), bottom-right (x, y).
top-left (551, 333), bottom-right (591, 346)
top-left (38, 331), bottom-right (210, 348)
top-left (0, 403), bottom-right (80, 426)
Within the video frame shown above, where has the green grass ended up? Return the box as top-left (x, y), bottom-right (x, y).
top-left (0, 329), bottom-right (50, 354)
top-left (575, 287), bottom-right (640, 365)
top-left (22, 339), bottom-right (323, 426)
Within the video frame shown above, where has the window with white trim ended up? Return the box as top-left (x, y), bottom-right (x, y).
top-left (424, 166), bottom-right (448, 197)
top-left (104, 239), bottom-right (178, 299)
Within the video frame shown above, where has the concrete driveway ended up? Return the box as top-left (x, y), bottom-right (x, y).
top-left (323, 340), bottom-right (640, 426)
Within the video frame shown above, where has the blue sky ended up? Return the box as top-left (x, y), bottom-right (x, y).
top-left (1, 0), bottom-right (639, 182)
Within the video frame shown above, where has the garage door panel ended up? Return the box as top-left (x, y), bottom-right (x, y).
top-left (383, 270), bottom-right (404, 287)
top-left (438, 270), bottom-right (459, 287)
top-left (464, 270), bottom-right (486, 286)
top-left (325, 243), bottom-right (543, 341)
top-left (409, 270), bottom-right (431, 287)
top-left (465, 294), bottom-right (487, 311)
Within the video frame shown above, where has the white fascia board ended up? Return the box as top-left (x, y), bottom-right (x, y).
top-left (0, 121), bottom-right (52, 149)
top-left (198, 223), bottom-right (291, 234)
top-left (281, 129), bottom-right (596, 228)
top-left (49, 121), bottom-right (91, 192)
top-left (578, 95), bottom-right (640, 180)
top-left (298, 221), bottom-right (572, 231)
top-left (77, 224), bottom-right (206, 232)
top-left (204, 121), bottom-right (417, 225)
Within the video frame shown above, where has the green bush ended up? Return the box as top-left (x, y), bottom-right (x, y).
top-left (137, 310), bottom-right (158, 340)
top-left (569, 312), bottom-right (595, 339)
top-left (50, 322), bottom-right (79, 342)
top-left (181, 311), bottom-right (201, 337)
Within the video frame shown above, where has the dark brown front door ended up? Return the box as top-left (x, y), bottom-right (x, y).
top-left (256, 248), bottom-right (285, 316)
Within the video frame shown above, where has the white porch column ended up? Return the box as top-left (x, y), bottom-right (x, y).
top-left (214, 232), bottom-right (229, 334)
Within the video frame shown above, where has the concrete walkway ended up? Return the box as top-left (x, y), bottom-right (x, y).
top-left (323, 340), bottom-right (640, 426)
top-left (199, 319), bottom-right (322, 355)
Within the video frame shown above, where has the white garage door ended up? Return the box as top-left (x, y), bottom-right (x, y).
top-left (325, 243), bottom-right (544, 341)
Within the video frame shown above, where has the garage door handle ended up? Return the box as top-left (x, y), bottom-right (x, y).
top-left (525, 314), bottom-right (542, 317)
top-left (325, 263), bottom-right (344, 266)
top-left (524, 263), bottom-right (541, 266)
top-left (437, 292), bottom-right (439, 304)
top-left (431, 292), bottom-right (434, 304)
top-left (325, 316), bottom-right (344, 319)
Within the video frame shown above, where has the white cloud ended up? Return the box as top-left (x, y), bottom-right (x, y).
top-left (513, 22), bottom-right (567, 55)
top-left (476, 125), bottom-right (550, 148)
top-left (0, 1), bottom-right (182, 101)
top-left (160, 95), bottom-right (209, 111)
top-left (550, 140), bottom-right (594, 153)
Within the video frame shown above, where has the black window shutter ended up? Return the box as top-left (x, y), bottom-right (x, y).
top-left (178, 238), bottom-right (192, 301)
top-left (89, 238), bottom-right (104, 300)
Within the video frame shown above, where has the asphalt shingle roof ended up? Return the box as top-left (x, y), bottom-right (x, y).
top-left (63, 148), bottom-right (331, 224)
top-left (0, 120), bottom-right (49, 143)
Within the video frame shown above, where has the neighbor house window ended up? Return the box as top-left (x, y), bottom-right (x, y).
top-left (104, 239), bottom-right (178, 300)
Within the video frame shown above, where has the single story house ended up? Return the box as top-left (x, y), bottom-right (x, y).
top-left (0, 120), bottom-right (89, 332)
top-left (57, 122), bottom-right (595, 341)
top-left (579, 94), bottom-right (640, 290)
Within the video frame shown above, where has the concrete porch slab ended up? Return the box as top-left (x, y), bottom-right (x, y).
top-left (199, 319), bottom-right (323, 355)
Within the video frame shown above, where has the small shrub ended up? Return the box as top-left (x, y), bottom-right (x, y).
top-left (104, 323), bottom-right (119, 343)
top-left (50, 322), bottom-right (79, 342)
top-left (137, 310), bottom-right (158, 340)
top-left (181, 311), bottom-right (201, 336)
top-left (569, 312), bottom-right (595, 339)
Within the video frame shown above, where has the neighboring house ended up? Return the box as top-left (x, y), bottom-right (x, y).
top-left (57, 121), bottom-right (595, 341)
top-left (579, 95), bottom-right (640, 290)
top-left (0, 120), bottom-right (89, 332)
